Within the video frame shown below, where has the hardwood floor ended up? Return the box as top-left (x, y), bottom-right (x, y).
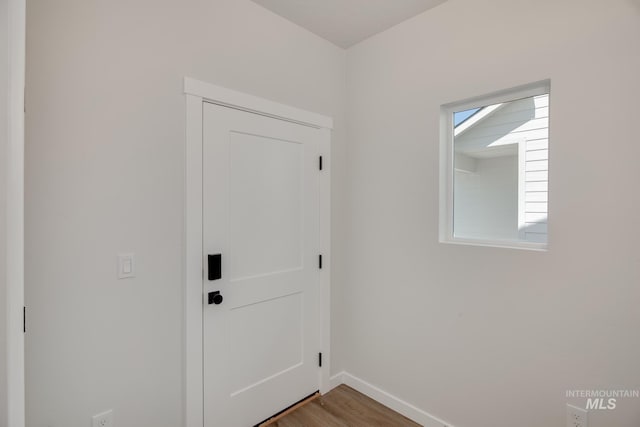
top-left (268, 385), bottom-right (421, 427)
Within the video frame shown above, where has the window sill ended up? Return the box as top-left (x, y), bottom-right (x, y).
top-left (439, 237), bottom-right (548, 252)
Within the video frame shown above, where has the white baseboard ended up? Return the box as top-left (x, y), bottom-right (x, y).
top-left (327, 371), bottom-right (455, 427)
top-left (328, 372), bottom-right (344, 391)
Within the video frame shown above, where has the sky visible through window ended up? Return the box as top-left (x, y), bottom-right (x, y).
top-left (454, 108), bottom-right (481, 127)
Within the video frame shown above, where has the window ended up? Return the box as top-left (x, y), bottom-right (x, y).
top-left (440, 81), bottom-right (550, 250)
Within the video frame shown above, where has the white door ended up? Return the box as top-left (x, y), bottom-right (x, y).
top-left (202, 102), bottom-right (322, 427)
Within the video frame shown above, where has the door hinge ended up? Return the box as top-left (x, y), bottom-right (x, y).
top-left (23, 306), bottom-right (26, 333)
top-left (318, 254), bottom-right (322, 269)
top-left (319, 156), bottom-right (323, 171)
top-left (318, 352), bottom-right (322, 367)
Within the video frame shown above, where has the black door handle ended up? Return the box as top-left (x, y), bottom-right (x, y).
top-left (208, 291), bottom-right (223, 305)
top-left (208, 254), bottom-right (221, 280)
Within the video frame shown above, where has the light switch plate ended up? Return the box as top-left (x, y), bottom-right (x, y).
top-left (117, 253), bottom-right (135, 279)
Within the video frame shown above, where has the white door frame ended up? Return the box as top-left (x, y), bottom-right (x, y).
top-left (5, 0), bottom-right (26, 426)
top-left (183, 77), bottom-right (332, 427)
top-left (5, 0), bottom-right (26, 425)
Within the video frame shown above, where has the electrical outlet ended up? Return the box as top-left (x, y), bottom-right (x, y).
top-left (567, 404), bottom-right (588, 427)
top-left (92, 410), bottom-right (113, 427)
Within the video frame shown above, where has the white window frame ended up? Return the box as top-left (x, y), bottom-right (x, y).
top-left (439, 80), bottom-right (550, 251)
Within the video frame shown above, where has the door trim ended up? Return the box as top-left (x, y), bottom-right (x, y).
top-left (184, 77), bottom-right (333, 129)
top-left (6, 1), bottom-right (26, 426)
top-left (183, 77), bottom-right (332, 427)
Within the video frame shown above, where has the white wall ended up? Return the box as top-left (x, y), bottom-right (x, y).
top-left (454, 155), bottom-right (518, 241)
top-left (26, 0), bottom-right (640, 426)
top-left (0, 0), bottom-right (8, 422)
top-left (25, 1), bottom-right (346, 426)
top-left (345, 1), bottom-right (640, 426)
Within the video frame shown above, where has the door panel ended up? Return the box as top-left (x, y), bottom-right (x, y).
top-left (228, 292), bottom-right (303, 394)
top-left (228, 131), bottom-right (303, 279)
top-left (202, 102), bottom-right (321, 427)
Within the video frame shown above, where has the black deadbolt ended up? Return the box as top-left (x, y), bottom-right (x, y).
top-left (208, 291), bottom-right (223, 305)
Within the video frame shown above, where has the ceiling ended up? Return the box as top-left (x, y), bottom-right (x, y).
top-left (251, 0), bottom-right (447, 49)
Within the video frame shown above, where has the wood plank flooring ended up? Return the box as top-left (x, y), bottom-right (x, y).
top-left (269, 385), bottom-right (421, 427)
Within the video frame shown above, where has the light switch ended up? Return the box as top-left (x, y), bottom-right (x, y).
top-left (118, 253), bottom-right (135, 279)
top-left (122, 258), bottom-right (132, 274)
